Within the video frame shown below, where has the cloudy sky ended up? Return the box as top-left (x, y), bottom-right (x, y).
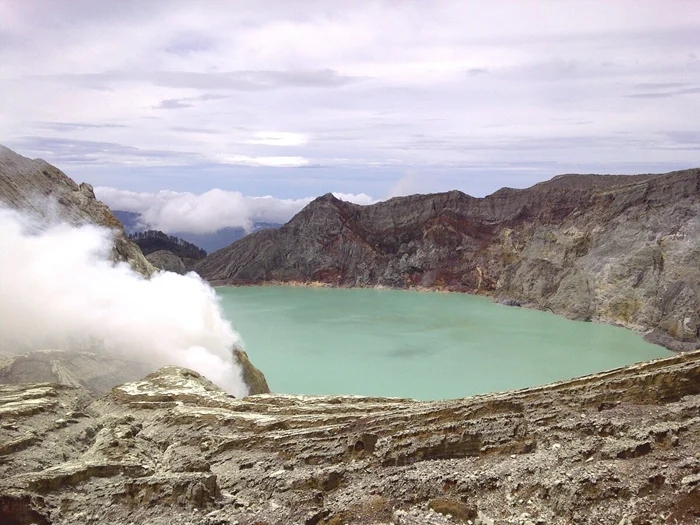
top-left (2, 1), bottom-right (699, 232)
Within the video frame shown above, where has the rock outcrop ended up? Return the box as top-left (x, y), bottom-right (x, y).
top-left (196, 169), bottom-right (700, 351)
top-left (146, 249), bottom-right (187, 274)
top-left (0, 350), bottom-right (153, 397)
top-left (233, 347), bottom-right (271, 395)
top-left (1, 351), bottom-right (698, 524)
top-left (0, 144), bottom-right (153, 276)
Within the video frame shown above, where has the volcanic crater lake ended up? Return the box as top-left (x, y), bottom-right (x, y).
top-left (217, 286), bottom-right (669, 400)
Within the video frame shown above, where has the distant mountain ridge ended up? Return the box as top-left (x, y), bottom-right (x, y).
top-left (130, 230), bottom-right (207, 259)
top-left (195, 168), bottom-right (700, 352)
top-left (172, 223), bottom-right (281, 254)
top-left (112, 209), bottom-right (280, 253)
top-left (112, 209), bottom-right (142, 234)
top-left (129, 229), bottom-right (207, 273)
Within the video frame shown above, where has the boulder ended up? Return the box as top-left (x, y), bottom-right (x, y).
top-left (146, 250), bottom-right (187, 275)
top-left (234, 347), bottom-right (271, 395)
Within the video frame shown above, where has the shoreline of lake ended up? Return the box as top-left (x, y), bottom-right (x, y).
top-left (216, 285), bottom-right (670, 400)
top-left (212, 280), bottom-right (679, 353)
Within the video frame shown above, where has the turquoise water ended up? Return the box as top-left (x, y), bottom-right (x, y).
top-left (217, 286), bottom-right (670, 400)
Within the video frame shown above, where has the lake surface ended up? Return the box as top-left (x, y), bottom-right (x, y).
top-left (217, 286), bottom-right (670, 400)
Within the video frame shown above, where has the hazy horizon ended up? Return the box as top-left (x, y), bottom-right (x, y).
top-left (2, 1), bottom-right (698, 232)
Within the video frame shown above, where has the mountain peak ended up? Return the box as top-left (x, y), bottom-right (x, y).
top-left (315, 192), bottom-right (342, 204)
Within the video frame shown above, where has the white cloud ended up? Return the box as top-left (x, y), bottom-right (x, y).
top-left (247, 131), bottom-right (308, 147)
top-left (95, 186), bottom-right (377, 234)
top-left (388, 171), bottom-right (426, 198)
top-left (213, 154), bottom-right (310, 168)
top-left (331, 192), bottom-right (376, 206)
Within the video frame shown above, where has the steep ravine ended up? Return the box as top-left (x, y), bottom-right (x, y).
top-left (196, 169), bottom-right (700, 352)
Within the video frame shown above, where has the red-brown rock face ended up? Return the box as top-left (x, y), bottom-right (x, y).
top-left (196, 170), bottom-right (700, 351)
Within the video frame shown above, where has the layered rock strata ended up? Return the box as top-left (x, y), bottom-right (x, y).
top-left (1, 351), bottom-right (698, 524)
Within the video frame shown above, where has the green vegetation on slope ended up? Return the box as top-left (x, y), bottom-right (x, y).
top-left (130, 230), bottom-right (207, 261)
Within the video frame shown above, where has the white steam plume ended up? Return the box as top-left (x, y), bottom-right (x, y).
top-left (95, 187), bottom-right (377, 234)
top-left (0, 206), bottom-right (248, 396)
top-left (388, 171), bottom-right (426, 198)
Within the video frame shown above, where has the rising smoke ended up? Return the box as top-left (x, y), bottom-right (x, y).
top-left (0, 206), bottom-right (248, 397)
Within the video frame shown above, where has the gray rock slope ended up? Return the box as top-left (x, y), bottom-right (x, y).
top-left (196, 169), bottom-right (700, 351)
top-left (146, 249), bottom-right (187, 274)
top-left (0, 144), bottom-right (153, 276)
top-left (0, 350), bottom-right (153, 397)
top-left (1, 351), bottom-right (698, 524)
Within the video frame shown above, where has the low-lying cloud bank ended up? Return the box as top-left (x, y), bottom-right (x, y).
top-left (0, 206), bottom-right (248, 396)
top-left (95, 187), bottom-right (376, 234)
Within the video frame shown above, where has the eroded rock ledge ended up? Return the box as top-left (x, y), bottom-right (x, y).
top-left (1, 351), bottom-right (699, 524)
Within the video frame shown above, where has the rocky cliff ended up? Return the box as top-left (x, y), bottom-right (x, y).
top-left (196, 169), bottom-right (700, 351)
top-left (1, 351), bottom-right (699, 524)
top-left (0, 145), bottom-right (153, 276)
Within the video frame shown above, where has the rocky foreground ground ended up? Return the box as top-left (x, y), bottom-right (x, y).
top-left (1, 350), bottom-right (699, 525)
